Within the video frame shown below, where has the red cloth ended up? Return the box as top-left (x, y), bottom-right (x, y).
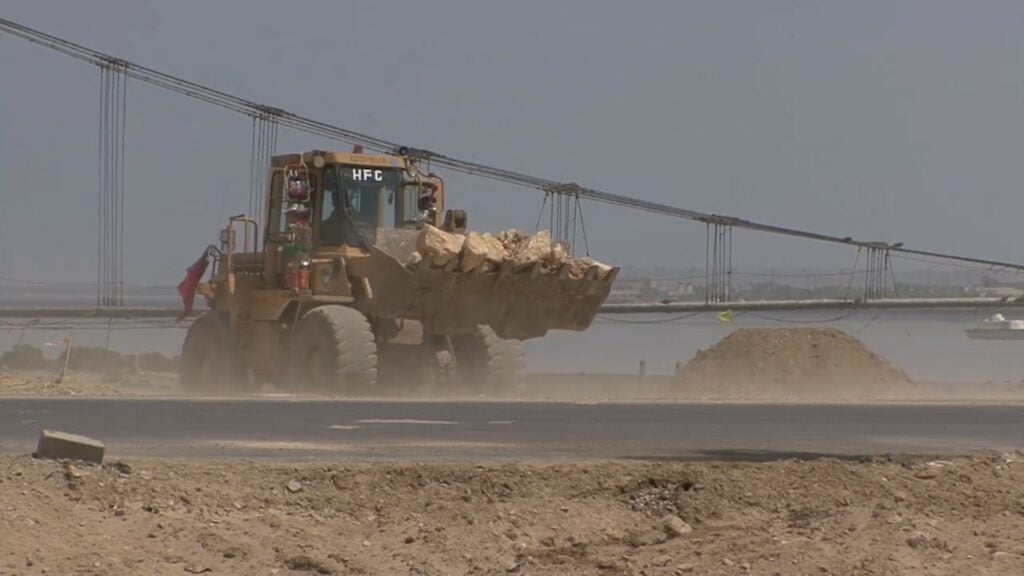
top-left (177, 250), bottom-right (210, 321)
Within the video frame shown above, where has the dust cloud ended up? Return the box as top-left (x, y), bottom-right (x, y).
top-left (4, 327), bottom-right (1024, 402)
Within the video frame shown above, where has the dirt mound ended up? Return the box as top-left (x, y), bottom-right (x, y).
top-left (677, 327), bottom-right (913, 400)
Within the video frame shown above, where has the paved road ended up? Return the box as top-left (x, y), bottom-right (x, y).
top-left (1, 398), bottom-right (1022, 461)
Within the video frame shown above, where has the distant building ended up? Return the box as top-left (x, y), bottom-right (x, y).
top-left (650, 280), bottom-right (696, 298)
top-left (609, 278), bottom-right (656, 303)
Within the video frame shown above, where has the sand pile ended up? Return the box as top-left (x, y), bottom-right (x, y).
top-left (677, 327), bottom-right (913, 400)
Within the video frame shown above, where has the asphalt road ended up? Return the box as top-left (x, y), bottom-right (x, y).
top-left (1, 398), bottom-right (1022, 461)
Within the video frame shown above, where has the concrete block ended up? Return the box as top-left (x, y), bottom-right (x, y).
top-left (34, 430), bottom-right (105, 464)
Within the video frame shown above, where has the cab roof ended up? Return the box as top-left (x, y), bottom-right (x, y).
top-left (270, 150), bottom-right (410, 170)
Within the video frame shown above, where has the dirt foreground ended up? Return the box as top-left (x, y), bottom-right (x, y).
top-left (3, 453), bottom-right (1024, 575)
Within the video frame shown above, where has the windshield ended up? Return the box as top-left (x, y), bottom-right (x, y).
top-left (319, 164), bottom-right (399, 245)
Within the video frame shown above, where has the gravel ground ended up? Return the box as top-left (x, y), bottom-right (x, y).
top-left (3, 453), bottom-right (1024, 575)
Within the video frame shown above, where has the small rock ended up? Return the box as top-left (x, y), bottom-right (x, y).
top-left (992, 551), bottom-right (1012, 561)
top-left (662, 514), bottom-right (693, 537)
top-left (893, 491), bottom-right (908, 502)
top-left (907, 531), bottom-right (930, 550)
top-left (631, 530), bottom-right (669, 548)
top-left (914, 469), bottom-right (938, 480)
top-left (539, 536), bottom-right (556, 548)
top-left (651, 555), bottom-right (671, 567)
top-left (723, 558), bottom-right (736, 566)
top-left (283, 555), bottom-right (332, 575)
top-left (676, 564), bottom-right (695, 574)
top-left (286, 480), bottom-right (303, 493)
top-left (361, 540), bottom-right (371, 547)
top-left (108, 460), bottom-right (133, 475)
top-left (64, 463), bottom-right (85, 480)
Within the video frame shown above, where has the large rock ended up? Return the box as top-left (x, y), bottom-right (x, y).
top-left (512, 230), bottom-right (552, 264)
top-left (567, 256), bottom-right (614, 280)
top-left (546, 242), bottom-right (570, 267)
top-left (460, 232), bottom-right (507, 272)
top-left (661, 514), bottom-right (693, 537)
top-left (35, 430), bottom-right (105, 464)
top-left (416, 225), bottom-right (465, 267)
top-left (496, 229), bottom-right (527, 254)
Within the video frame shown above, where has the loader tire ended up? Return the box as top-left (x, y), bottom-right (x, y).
top-left (453, 326), bottom-right (525, 396)
top-left (288, 305), bottom-right (377, 394)
top-left (179, 311), bottom-right (246, 394)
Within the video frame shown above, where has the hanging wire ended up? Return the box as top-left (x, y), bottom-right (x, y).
top-left (844, 248), bottom-right (862, 300)
top-left (117, 66), bottom-right (128, 306)
top-left (95, 65), bottom-right (105, 306)
top-left (704, 223), bottom-right (710, 304)
top-left (571, 194), bottom-right (579, 256)
top-left (248, 115), bottom-right (257, 219)
top-left (576, 196), bottom-right (591, 256)
top-left (112, 68), bottom-right (120, 306)
top-left (255, 112), bottom-right (266, 219)
top-left (887, 251), bottom-right (900, 298)
top-left (534, 192), bottom-right (549, 233)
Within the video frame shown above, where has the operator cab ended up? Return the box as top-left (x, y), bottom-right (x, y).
top-left (266, 148), bottom-right (444, 250)
top-left (257, 148), bottom-right (445, 293)
top-left (319, 164), bottom-right (401, 245)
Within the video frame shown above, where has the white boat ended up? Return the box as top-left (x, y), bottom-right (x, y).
top-left (965, 313), bottom-right (1024, 340)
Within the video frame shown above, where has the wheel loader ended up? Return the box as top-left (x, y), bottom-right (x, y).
top-left (178, 147), bottom-right (618, 395)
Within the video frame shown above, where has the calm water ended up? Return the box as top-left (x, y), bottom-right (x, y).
top-left (3, 309), bottom-right (1021, 384)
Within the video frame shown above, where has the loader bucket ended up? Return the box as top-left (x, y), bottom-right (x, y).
top-left (414, 260), bottom-right (619, 340)
top-left (368, 228), bottom-right (618, 341)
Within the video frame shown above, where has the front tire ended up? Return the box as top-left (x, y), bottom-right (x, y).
top-left (452, 325), bottom-right (525, 396)
top-left (288, 305), bottom-right (378, 394)
top-left (179, 311), bottom-right (245, 394)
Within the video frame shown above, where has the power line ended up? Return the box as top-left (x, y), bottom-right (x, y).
top-left (597, 312), bottom-right (706, 324)
top-left (1, 16), bottom-right (1023, 276)
top-left (889, 253), bottom-right (1021, 273)
top-left (741, 310), bottom-right (863, 324)
top-left (0, 276), bottom-right (176, 289)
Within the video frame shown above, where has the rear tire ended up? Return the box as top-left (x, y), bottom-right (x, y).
top-left (179, 311), bottom-right (246, 394)
top-left (452, 326), bottom-right (525, 396)
top-left (288, 305), bottom-right (377, 395)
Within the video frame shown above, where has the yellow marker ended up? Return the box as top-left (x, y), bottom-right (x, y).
top-left (718, 310), bottom-right (734, 324)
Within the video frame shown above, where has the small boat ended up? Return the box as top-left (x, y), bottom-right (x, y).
top-left (965, 313), bottom-right (1024, 340)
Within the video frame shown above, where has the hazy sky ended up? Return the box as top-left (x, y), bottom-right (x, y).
top-left (3, 1), bottom-right (1024, 285)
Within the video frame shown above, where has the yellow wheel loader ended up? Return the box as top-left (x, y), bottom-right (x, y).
top-left (178, 148), bottom-right (618, 395)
